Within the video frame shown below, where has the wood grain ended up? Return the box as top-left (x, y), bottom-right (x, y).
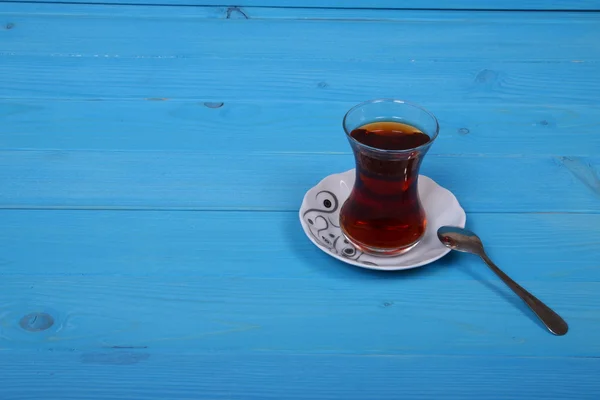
top-left (0, 274), bottom-right (597, 355)
top-left (1, 100), bottom-right (598, 156)
top-left (0, 56), bottom-right (600, 105)
top-left (1, 8), bottom-right (599, 104)
top-left (2, 57), bottom-right (597, 106)
top-left (0, 352), bottom-right (598, 400)
top-left (0, 210), bottom-right (598, 282)
top-left (1, 151), bottom-right (599, 212)
top-left (2, 9), bottom-right (599, 62)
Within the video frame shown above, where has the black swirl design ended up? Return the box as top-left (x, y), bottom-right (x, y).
top-left (328, 217), bottom-right (340, 228)
top-left (302, 190), bottom-right (339, 217)
top-left (302, 188), bottom-right (378, 266)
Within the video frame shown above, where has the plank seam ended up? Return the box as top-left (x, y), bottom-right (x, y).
top-left (0, 1), bottom-right (599, 12)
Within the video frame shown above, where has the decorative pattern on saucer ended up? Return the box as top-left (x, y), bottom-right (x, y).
top-left (299, 169), bottom-right (466, 271)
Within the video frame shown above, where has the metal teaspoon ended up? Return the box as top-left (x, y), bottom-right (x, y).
top-left (437, 226), bottom-right (568, 336)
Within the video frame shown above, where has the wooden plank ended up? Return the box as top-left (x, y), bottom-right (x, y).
top-left (3, 4), bottom-right (600, 20)
top-left (1, 9), bottom-right (599, 62)
top-left (15, 0), bottom-right (600, 11)
top-left (0, 354), bottom-right (598, 400)
top-left (1, 210), bottom-right (598, 282)
top-left (1, 151), bottom-right (599, 212)
top-left (0, 273), bottom-right (596, 355)
top-left (1, 100), bottom-right (598, 156)
top-left (1, 57), bottom-right (598, 105)
top-left (0, 353), bottom-right (598, 400)
top-left (2, 8), bottom-right (598, 104)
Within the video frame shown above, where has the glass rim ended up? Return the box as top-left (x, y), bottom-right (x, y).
top-left (342, 98), bottom-right (440, 154)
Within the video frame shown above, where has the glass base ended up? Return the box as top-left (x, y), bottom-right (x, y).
top-left (341, 229), bottom-right (422, 257)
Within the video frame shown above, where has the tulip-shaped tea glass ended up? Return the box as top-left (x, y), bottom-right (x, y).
top-left (339, 99), bottom-right (440, 256)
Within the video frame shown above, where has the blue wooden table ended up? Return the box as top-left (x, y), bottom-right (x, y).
top-left (1, 0), bottom-right (600, 398)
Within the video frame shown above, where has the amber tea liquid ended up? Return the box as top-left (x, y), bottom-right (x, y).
top-left (340, 121), bottom-right (432, 255)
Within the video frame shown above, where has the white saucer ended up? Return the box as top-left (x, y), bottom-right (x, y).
top-left (299, 169), bottom-right (466, 271)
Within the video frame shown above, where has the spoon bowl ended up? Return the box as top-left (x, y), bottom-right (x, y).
top-left (437, 226), bottom-right (484, 254)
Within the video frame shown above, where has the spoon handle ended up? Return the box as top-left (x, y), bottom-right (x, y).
top-left (480, 253), bottom-right (568, 336)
